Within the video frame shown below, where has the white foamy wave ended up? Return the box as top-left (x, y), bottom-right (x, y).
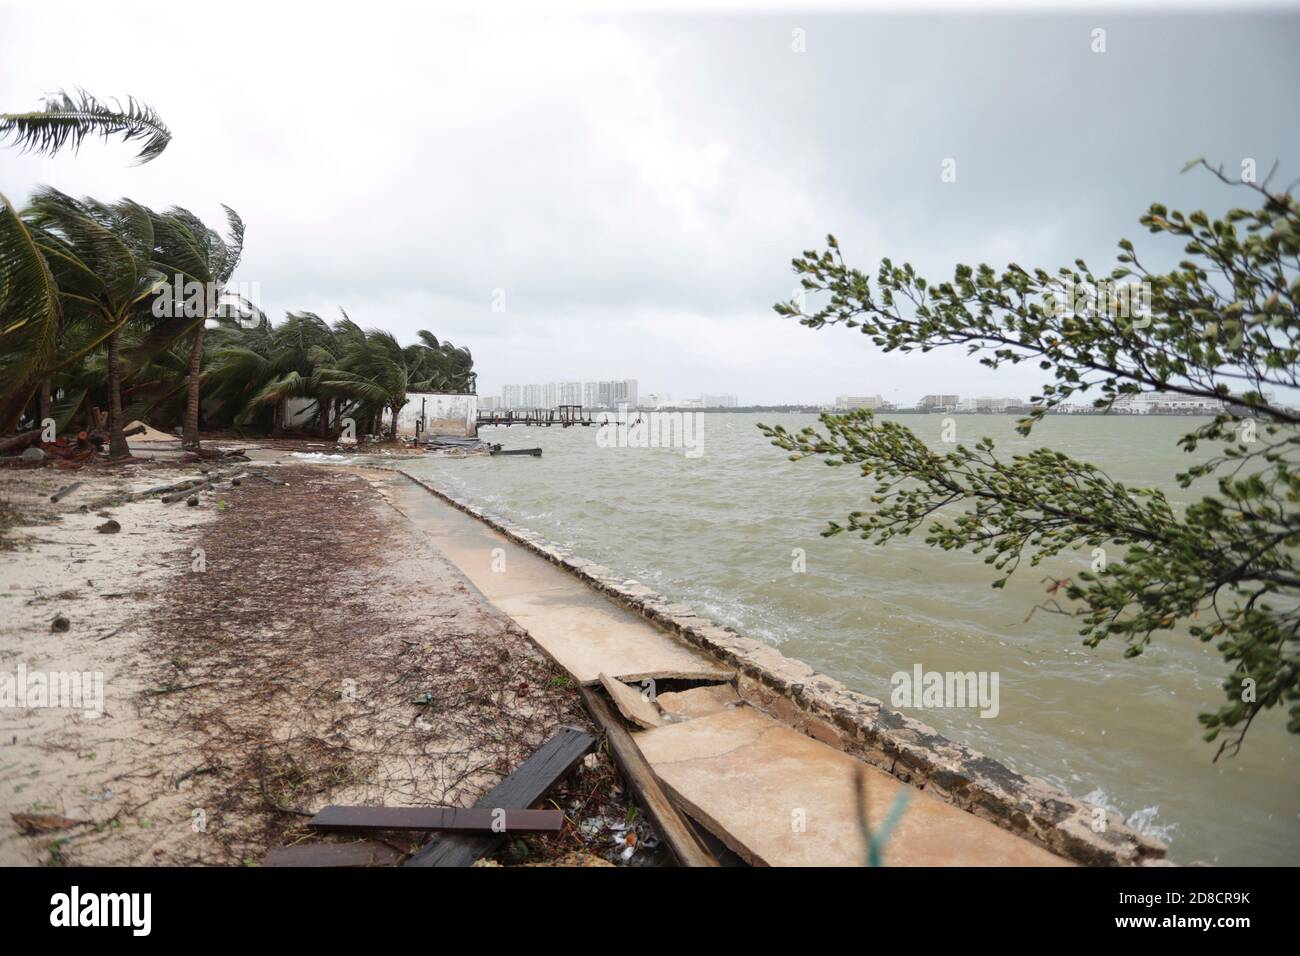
top-left (289, 451), bottom-right (362, 463)
top-left (1083, 788), bottom-right (1179, 844)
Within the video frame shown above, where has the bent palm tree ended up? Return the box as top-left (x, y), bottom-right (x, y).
top-left (25, 190), bottom-right (161, 456)
top-left (0, 90), bottom-right (170, 432)
top-left (138, 206), bottom-right (246, 447)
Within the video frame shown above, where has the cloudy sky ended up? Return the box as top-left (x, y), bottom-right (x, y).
top-left (3, 1), bottom-right (1298, 405)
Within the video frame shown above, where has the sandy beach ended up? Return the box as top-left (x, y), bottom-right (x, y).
top-left (0, 454), bottom-right (641, 866)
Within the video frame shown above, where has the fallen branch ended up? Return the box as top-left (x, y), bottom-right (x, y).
top-left (50, 481), bottom-right (85, 503)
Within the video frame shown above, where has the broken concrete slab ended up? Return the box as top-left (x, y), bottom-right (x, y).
top-left (656, 684), bottom-right (741, 720)
top-left (494, 589), bottom-right (734, 685)
top-left (385, 471), bottom-right (1157, 865)
top-left (634, 705), bottom-right (1070, 867)
top-left (599, 673), bottom-right (666, 729)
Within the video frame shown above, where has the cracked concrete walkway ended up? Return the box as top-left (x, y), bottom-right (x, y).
top-left (379, 470), bottom-right (1069, 867)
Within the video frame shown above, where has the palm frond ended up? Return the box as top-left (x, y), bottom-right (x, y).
top-left (0, 89), bottom-right (171, 165)
top-left (0, 191), bottom-right (62, 430)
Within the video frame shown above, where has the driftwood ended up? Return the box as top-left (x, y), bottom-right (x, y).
top-left (81, 467), bottom-right (249, 511)
top-left (161, 480), bottom-right (216, 504)
top-left (579, 685), bottom-right (718, 867)
top-left (0, 430), bottom-right (42, 455)
top-left (50, 482), bottom-right (85, 503)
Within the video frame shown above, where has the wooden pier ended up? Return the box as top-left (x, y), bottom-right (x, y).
top-left (476, 404), bottom-right (599, 427)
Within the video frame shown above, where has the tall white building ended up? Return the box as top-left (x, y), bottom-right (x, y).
top-left (559, 381), bottom-right (583, 405)
top-left (502, 385), bottom-right (521, 409)
top-left (1113, 391), bottom-right (1225, 414)
top-left (835, 395), bottom-right (883, 411)
top-left (522, 384), bottom-right (542, 408)
top-left (919, 394), bottom-right (960, 411)
top-left (542, 382), bottom-right (559, 408)
top-left (611, 379), bottom-right (638, 408)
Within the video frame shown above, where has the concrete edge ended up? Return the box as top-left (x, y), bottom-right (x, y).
top-left (398, 469), bottom-right (1170, 867)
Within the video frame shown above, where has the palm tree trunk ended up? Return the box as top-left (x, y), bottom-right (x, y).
top-left (106, 330), bottom-right (129, 458)
top-left (272, 399), bottom-right (284, 437)
top-left (182, 323), bottom-right (205, 448)
top-left (39, 378), bottom-right (52, 430)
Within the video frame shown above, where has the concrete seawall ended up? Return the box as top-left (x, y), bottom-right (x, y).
top-left (397, 469), bottom-right (1169, 866)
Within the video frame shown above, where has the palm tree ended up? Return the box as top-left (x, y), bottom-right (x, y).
top-left (24, 190), bottom-right (161, 456)
top-left (132, 206), bottom-right (246, 447)
top-left (317, 328), bottom-right (412, 438)
top-left (203, 310), bottom-right (332, 434)
top-left (0, 90), bottom-right (170, 434)
top-left (200, 311), bottom-right (477, 440)
top-left (408, 330), bottom-right (476, 393)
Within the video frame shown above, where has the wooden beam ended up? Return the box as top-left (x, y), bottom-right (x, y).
top-left (403, 726), bottom-right (595, 867)
top-left (262, 841), bottom-right (401, 867)
top-left (309, 806), bottom-right (562, 834)
top-left (578, 686), bottom-right (718, 868)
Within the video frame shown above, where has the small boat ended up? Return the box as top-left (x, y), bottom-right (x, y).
top-left (489, 445), bottom-right (542, 457)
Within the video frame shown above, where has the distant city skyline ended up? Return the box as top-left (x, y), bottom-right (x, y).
top-left (5, 12), bottom-right (1295, 410)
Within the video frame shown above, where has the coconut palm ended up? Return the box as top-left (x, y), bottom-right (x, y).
top-left (0, 90), bottom-right (170, 434)
top-left (23, 190), bottom-right (161, 456)
top-left (200, 310), bottom-right (477, 440)
top-left (133, 205), bottom-right (246, 447)
top-left (204, 310), bottom-right (333, 434)
top-left (316, 328), bottom-right (412, 438)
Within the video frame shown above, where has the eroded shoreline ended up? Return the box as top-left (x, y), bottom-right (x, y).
top-left (394, 468), bottom-right (1169, 867)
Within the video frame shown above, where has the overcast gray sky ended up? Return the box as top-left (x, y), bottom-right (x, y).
top-left (3, 1), bottom-right (1298, 404)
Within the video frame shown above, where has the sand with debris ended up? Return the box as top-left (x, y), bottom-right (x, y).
top-left (0, 459), bottom-right (638, 866)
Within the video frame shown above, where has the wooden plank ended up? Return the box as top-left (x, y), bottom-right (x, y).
top-left (403, 725), bottom-right (596, 867)
top-left (310, 806), bottom-right (562, 834)
top-left (262, 841), bottom-right (401, 867)
top-left (578, 686), bottom-right (718, 868)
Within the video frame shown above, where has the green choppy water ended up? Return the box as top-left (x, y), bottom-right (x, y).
top-left (404, 412), bottom-right (1298, 865)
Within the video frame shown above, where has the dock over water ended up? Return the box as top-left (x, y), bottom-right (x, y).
top-left (477, 404), bottom-right (599, 427)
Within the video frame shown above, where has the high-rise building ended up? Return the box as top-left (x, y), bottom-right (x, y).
top-left (701, 393), bottom-right (738, 408)
top-left (835, 395), bottom-right (883, 411)
top-left (610, 379), bottom-right (638, 409)
top-left (559, 382), bottom-right (583, 405)
top-left (502, 385), bottom-right (521, 409)
top-left (542, 382), bottom-right (559, 408)
top-left (522, 384), bottom-right (542, 408)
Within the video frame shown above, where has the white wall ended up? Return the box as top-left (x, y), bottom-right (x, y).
top-left (388, 393), bottom-right (478, 437)
top-left (283, 397), bottom-right (317, 429)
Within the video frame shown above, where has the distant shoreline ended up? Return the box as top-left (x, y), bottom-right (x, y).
top-left (564, 406), bottom-right (1225, 416)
